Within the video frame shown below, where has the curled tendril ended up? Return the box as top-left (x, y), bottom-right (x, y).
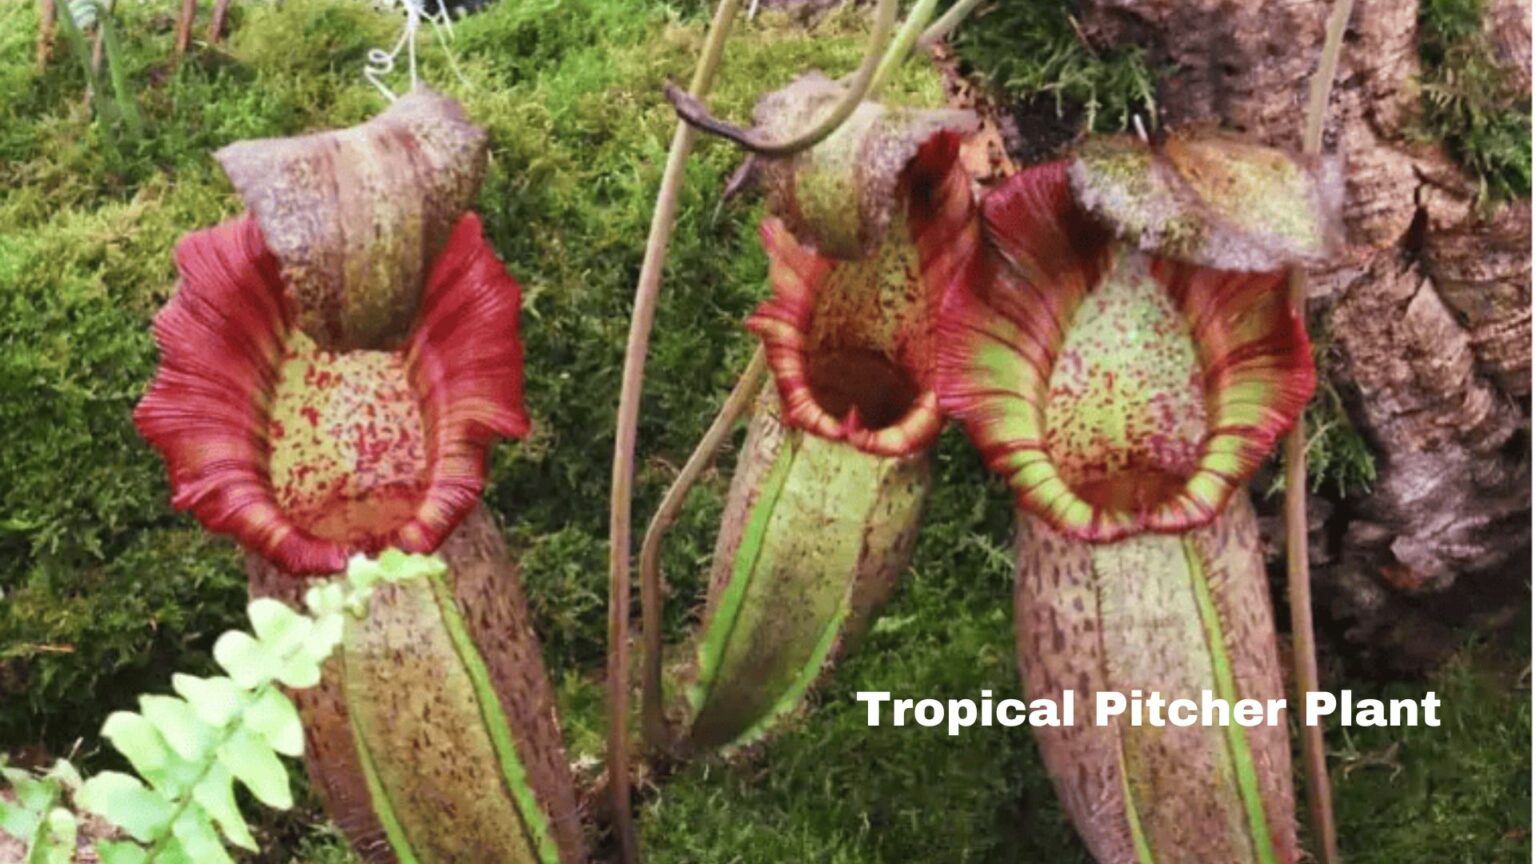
top-left (365, 0), bottom-right (471, 102)
top-left (664, 0), bottom-right (900, 157)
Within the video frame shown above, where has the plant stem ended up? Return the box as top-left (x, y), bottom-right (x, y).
top-left (207, 0), bottom-right (231, 43)
top-left (84, 23), bottom-right (103, 109)
top-left (606, 2), bottom-right (742, 862)
top-left (36, 0), bottom-right (57, 70)
top-left (639, 346), bottom-right (767, 751)
top-left (867, 0), bottom-right (942, 97)
top-left (99, 9), bottom-right (143, 136)
top-left (174, 0), bottom-right (196, 56)
top-left (52, 0), bottom-right (120, 160)
top-left (640, 0), bottom-right (948, 755)
top-left (916, 0), bottom-right (987, 50)
top-left (665, 0), bottom-right (898, 156)
top-left (1286, 1), bottom-right (1353, 862)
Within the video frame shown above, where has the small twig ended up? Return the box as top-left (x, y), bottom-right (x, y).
top-left (36, 0), bottom-right (57, 70)
top-left (174, 0), bottom-right (196, 56)
top-left (665, 0), bottom-right (899, 157)
top-left (1066, 13), bottom-right (1095, 53)
top-left (607, 2), bottom-right (744, 861)
top-left (81, 24), bottom-right (103, 109)
top-left (206, 0), bottom-right (231, 44)
top-left (640, 346), bottom-right (767, 751)
top-left (0, 643), bottom-right (75, 659)
top-left (1286, 1), bottom-right (1354, 863)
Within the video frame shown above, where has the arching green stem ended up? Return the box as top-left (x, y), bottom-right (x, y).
top-left (639, 347), bottom-right (767, 751)
top-left (915, 0), bottom-right (987, 50)
top-left (866, 0), bottom-right (942, 97)
top-left (98, 7), bottom-right (144, 136)
top-left (606, 2), bottom-right (742, 862)
top-left (1286, 1), bottom-right (1354, 861)
top-left (665, 0), bottom-right (899, 156)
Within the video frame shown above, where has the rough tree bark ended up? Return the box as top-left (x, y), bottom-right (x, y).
top-left (1064, 0), bottom-right (1531, 671)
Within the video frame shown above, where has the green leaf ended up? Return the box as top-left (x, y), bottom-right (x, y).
top-left (36, 807), bottom-right (77, 864)
top-left (216, 730), bottom-right (291, 810)
top-left (213, 631), bottom-right (279, 689)
top-left (302, 612), bottom-right (345, 664)
top-left (248, 599), bottom-right (313, 657)
top-left (152, 838), bottom-right (195, 864)
top-left (377, 549), bottom-right (447, 585)
top-left (77, 773), bottom-right (172, 843)
top-left (45, 761), bottom-right (82, 792)
top-left (139, 695), bottom-right (216, 763)
top-left (8, 773), bottom-right (54, 813)
top-left (95, 840), bottom-right (148, 864)
top-left (276, 654), bottom-right (323, 690)
top-left (245, 689), bottom-right (304, 757)
top-left (344, 555), bottom-right (388, 592)
top-left (171, 675), bottom-right (245, 729)
top-left (171, 807), bottom-right (233, 864)
top-left (44, 809), bottom-right (75, 839)
top-left (346, 550), bottom-right (445, 594)
top-left (0, 797), bottom-right (41, 842)
top-left (303, 582), bottom-right (348, 618)
top-left (100, 713), bottom-right (174, 787)
top-left (100, 713), bottom-right (202, 794)
top-left (191, 765), bottom-right (256, 852)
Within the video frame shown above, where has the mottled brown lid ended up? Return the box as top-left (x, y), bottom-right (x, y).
top-left (216, 88), bottom-right (487, 351)
top-left (1068, 131), bottom-right (1344, 272)
top-left (753, 73), bottom-right (977, 260)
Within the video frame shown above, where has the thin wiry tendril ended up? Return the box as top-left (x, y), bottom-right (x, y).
top-left (365, 0), bottom-right (471, 102)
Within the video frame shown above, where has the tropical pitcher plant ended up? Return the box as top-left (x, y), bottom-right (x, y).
top-left (642, 74), bottom-right (982, 752)
top-left (936, 134), bottom-right (1340, 862)
top-left (134, 90), bottom-right (585, 864)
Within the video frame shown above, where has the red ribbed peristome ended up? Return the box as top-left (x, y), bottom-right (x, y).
top-left (747, 132), bottom-right (979, 458)
top-left (936, 162), bottom-right (1315, 542)
top-left (135, 212), bottom-right (528, 576)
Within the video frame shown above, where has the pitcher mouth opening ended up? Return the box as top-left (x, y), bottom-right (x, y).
top-left (135, 212), bottom-right (529, 575)
top-left (747, 217), bottom-right (946, 458)
top-left (805, 347), bottom-right (923, 433)
top-left (1068, 470), bottom-right (1192, 515)
top-left (937, 161), bottom-right (1315, 543)
top-left (265, 332), bottom-right (432, 553)
top-left (744, 131), bottom-right (980, 459)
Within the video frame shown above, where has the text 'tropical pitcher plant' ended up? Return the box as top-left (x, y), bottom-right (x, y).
top-left (675, 75), bottom-right (978, 751)
top-left (937, 134), bottom-right (1340, 863)
top-left (134, 90), bottom-right (585, 864)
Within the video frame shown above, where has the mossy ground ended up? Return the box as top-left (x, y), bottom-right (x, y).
top-left (1416, 0), bottom-right (1532, 200)
top-left (0, 1), bottom-right (1527, 861)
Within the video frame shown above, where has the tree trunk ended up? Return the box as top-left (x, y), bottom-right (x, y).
top-left (1058, 0), bottom-right (1531, 671)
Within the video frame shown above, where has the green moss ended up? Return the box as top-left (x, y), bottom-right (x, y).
top-left (1330, 623), bottom-right (1532, 863)
top-left (1300, 378), bottom-right (1378, 498)
top-left (947, 0), bottom-right (1158, 134)
top-left (1417, 0), bottom-right (1532, 200)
